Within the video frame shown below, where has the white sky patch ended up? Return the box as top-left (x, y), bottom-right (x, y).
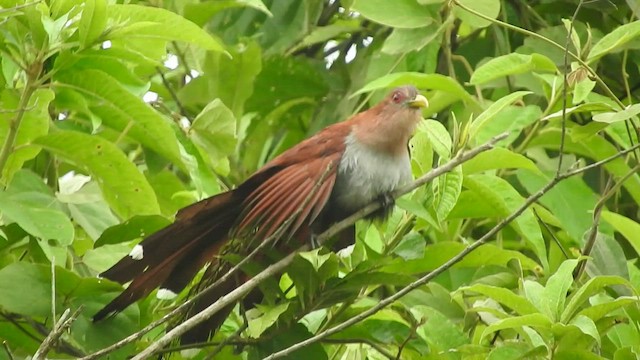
top-left (157, 288), bottom-right (178, 300)
top-left (179, 116), bottom-right (191, 129)
top-left (57, 113), bottom-right (67, 120)
top-left (101, 40), bottom-right (112, 49)
top-left (345, 43), bottom-right (357, 64)
top-left (324, 40), bottom-right (339, 68)
top-left (59, 171), bottom-right (91, 195)
top-left (129, 244), bottom-right (144, 260)
top-left (363, 36), bottom-right (373, 47)
top-left (190, 69), bottom-right (200, 78)
top-left (164, 54), bottom-right (179, 69)
top-left (143, 91), bottom-right (158, 103)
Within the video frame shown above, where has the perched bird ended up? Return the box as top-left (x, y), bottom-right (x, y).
top-left (93, 85), bottom-right (428, 343)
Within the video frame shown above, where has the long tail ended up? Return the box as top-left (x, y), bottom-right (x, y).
top-left (93, 190), bottom-right (241, 322)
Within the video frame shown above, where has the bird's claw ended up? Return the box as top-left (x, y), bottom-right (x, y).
top-left (378, 193), bottom-right (395, 209)
top-left (309, 234), bottom-right (321, 249)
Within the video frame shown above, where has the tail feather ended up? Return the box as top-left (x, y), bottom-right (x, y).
top-left (93, 191), bottom-right (241, 322)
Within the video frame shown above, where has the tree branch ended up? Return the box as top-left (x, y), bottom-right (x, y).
top-left (33, 308), bottom-right (82, 360)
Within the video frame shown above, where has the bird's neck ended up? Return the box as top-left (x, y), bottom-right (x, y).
top-left (349, 113), bottom-right (415, 157)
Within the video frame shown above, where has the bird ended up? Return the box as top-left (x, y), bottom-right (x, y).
top-left (93, 85), bottom-right (428, 344)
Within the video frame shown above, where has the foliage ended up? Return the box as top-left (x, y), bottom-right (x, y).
top-left (1, 0), bottom-right (640, 359)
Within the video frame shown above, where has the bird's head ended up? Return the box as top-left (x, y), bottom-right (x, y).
top-left (383, 85), bottom-right (429, 111)
top-left (353, 85), bottom-right (428, 155)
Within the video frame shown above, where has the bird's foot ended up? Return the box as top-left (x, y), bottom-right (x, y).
top-left (378, 192), bottom-right (395, 209)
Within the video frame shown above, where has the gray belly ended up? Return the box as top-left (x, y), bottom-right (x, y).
top-left (331, 135), bottom-right (412, 214)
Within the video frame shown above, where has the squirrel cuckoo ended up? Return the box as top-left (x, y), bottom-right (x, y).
top-left (93, 85), bottom-right (428, 343)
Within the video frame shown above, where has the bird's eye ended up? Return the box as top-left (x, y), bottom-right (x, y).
top-left (392, 91), bottom-right (403, 103)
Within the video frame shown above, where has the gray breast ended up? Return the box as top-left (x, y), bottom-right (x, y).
top-left (332, 133), bottom-right (411, 213)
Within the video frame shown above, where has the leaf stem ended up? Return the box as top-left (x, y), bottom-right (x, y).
top-left (0, 81), bottom-right (37, 185)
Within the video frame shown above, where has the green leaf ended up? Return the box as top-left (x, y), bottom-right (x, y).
top-left (461, 284), bottom-right (539, 316)
top-left (0, 263), bottom-right (55, 316)
top-left (57, 179), bottom-right (119, 240)
top-left (189, 99), bottom-right (238, 165)
top-left (184, 0), bottom-right (272, 27)
top-left (522, 280), bottom-right (546, 314)
top-left (586, 233), bottom-right (630, 286)
top-left (247, 302), bottom-right (290, 338)
top-left (106, 4), bottom-right (227, 53)
top-left (412, 305), bottom-right (469, 351)
top-left (392, 233), bottom-right (426, 260)
top-left (528, 128), bottom-right (640, 204)
top-left (588, 20), bottom-right (640, 61)
top-left (382, 22), bottom-right (446, 54)
top-left (462, 147), bottom-right (540, 174)
top-left (56, 69), bottom-right (184, 167)
top-left (578, 297), bottom-right (639, 322)
top-left (352, 0), bottom-right (435, 29)
top-left (517, 170), bottom-right (598, 244)
top-left (454, 0), bottom-right (500, 28)
top-left (601, 211), bottom-right (640, 256)
top-left (468, 91), bottom-right (531, 143)
top-left (296, 21), bottom-right (361, 50)
top-left (354, 72), bottom-right (477, 105)
top-left (0, 263), bottom-right (119, 318)
top-left (78, 0), bottom-right (107, 48)
top-left (562, 276), bottom-right (632, 323)
top-left (95, 215), bottom-right (171, 247)
top-left (203, 41), bottom-right (262, 117)
top-left (432, 162), bottom-right (462, 222)
top-left (448, 190), bottom-right (502, 219)
top-left (382, 242), bottom-right (540, 274)
top-left (593, 103), bottom-right (640, 123)
top-left (464, 174), bottom-right (547, 268)
top-left (422, 119), bottom-right (451, 158)
top-left (573, 78), bottom-right (596, 105)
top-left (34, 131), bottom-right (160, 219)
top-left (482, 313), bottom-right (553, 341)
top-left (409, 125), bottom-right (433, 174)
top-left (0, 191), bottom-right (74, 245)
top-left (542, 102), bottom-right (617, 121)
top-left (554, 315), bottom-right (601, 345)
top-left (470, 53), bottom-right (557, 85)
top-left (0, 89), bottom-right (54, 184)
top-left (543, 259), bottom-right (579, 321)
top-left (475, 104), bottom-right (542, 146)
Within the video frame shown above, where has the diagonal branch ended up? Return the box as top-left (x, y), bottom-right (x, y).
top-left (33, 308), bottom-right (82, 360)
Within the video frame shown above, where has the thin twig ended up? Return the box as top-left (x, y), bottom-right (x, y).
top-left (33, 308), bottom-right (82, 360)
top-left (0, 82), bottom-right (37, 181)
top-left (557, 0), bottom-right (584, 176)
top-left (573, 164), bottom-right (640, 279)
top-left (323, 338), bottom-right (395, 360)
top-left (127, 133), bottom-right (508, 359)
top-left (156, 66), bottom-right (190, 119)
top-left (394, 318), bottom-right (422, 360)
top-left (533, 208), bottom-right (570, 259)
top-left (2, 341), bottom-right (14, 360)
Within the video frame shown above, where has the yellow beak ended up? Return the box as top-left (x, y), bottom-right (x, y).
top-left (407, 94), bottom-right (429, 109)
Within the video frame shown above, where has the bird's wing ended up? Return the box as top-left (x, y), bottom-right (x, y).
top-left (234, 124), bottom-right (349, 244)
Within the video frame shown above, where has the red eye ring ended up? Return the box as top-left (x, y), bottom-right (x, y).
top-left (392, 91), bottom-right (402, 103)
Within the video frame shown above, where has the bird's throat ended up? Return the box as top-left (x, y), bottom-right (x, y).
top-left (331, 132), bottom-right (412, 214)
